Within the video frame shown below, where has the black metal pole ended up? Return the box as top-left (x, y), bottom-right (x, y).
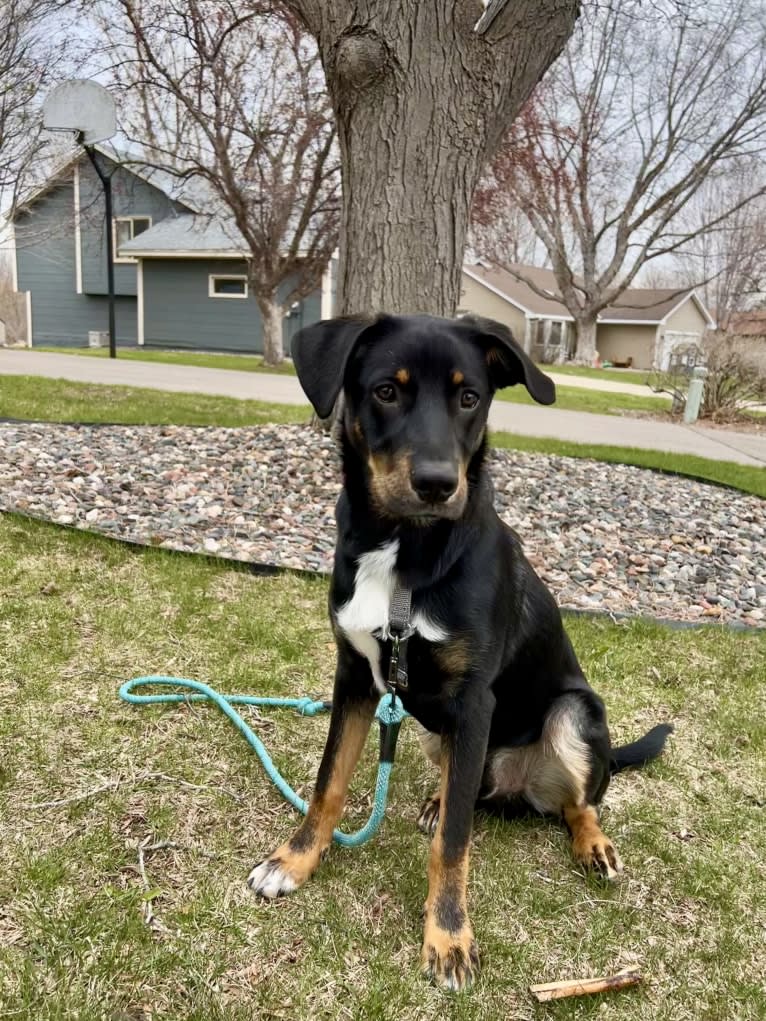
top-left (84, 145), bottom-right (117, 359)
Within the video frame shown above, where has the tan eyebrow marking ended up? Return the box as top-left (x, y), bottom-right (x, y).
top-left (395, 368), bottom-right (410, 384)
top-left (452, 370), bottom-right (465, 385)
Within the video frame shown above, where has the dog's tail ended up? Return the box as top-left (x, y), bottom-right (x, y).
top-left (609, 723), bottom-right (674, 774)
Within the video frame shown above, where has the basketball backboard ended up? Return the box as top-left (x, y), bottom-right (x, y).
top-left (43, 80), bottom-right (116, 145)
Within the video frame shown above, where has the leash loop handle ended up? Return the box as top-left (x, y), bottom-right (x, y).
top-left (119, 675), bottom-right (406, 848)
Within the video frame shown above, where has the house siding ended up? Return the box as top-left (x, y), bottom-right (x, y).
top-left (459, 274), bottom-right (527, 342)
top-left (142, 258), bottom-right (321, 354)
top-left (654, 298), bottom-right (709, 370)
top-left (658, 299), bottom-right (708, 341)
top-left (596, 324), bottom-right (657, 369)
top-left (78, 157), bottom-right (186, 297)
top-left (15, 178), bottom-right (139, 345)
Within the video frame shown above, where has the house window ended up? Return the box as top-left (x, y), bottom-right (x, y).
top-left (113, 216), bottom-right (152, 262)
top-left (209, 274), bottom-right (248, 299)
top-left (547, 321), bottom-right (563, 345)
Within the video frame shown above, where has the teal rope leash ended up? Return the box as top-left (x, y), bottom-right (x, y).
top-left (118, 675), bottom-right (408, 848)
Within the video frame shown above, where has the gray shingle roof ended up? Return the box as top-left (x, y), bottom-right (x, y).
top-left (466, 260), bottom-right (713, 325)
top-left (120, 215), bottom-right (247, 255)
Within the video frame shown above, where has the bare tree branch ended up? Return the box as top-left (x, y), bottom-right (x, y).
top-left (471, 0), bottom-right (766, 362)
top-left (94, 0), bottom-right (340, 364)
top-left (0, 0), bottom-right (83, 213)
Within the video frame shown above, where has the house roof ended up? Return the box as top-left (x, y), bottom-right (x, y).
top-left (465, 260), bottom-right (714, 326)
top-left (120, 214), bottom-right (248, 257)
top-left (465, 261), bottom-right (570, 318)
top-left (9, 143), bottom-right (205, 218)
top-left (600, 289), bottom-right (714, 325)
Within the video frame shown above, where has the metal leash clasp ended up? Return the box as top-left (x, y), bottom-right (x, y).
top-left (387, 626), bottom-right (414, 693)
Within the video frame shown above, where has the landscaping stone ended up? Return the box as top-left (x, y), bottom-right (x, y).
top-left (0, 422), bottom-right (764, 628)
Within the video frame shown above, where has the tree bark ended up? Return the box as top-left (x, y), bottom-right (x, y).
top-left (292, 1), bottom-right (579, 317)
top-left (573, 318), bottom-right (599, 366)
top-left (256, 292), bottom-right (285, 365)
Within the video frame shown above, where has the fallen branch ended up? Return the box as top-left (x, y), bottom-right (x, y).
top-left (529, 968), bottom-right (642, 1002)
top-left (27, 770), bottom-right (242, 809)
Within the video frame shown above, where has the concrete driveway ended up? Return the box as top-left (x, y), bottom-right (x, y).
top-left (1, 348), bottom-right (764, 467)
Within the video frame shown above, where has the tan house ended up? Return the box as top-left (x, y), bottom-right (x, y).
top-left (460, 260), bottom-right (715, 370)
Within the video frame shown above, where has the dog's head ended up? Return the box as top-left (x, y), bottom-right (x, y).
top-left (293, 313), bottom-right (555, 521)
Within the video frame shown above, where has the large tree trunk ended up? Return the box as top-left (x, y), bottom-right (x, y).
top-left (294, 1), bottom-right (579, 316)
top-left (256, 292), bottom-right (285, 365)
top-left (573, 318), bottom-right (599, 366)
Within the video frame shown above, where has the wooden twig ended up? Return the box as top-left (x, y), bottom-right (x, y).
top-left (137, 837), bottom-right (178, 932)
top-left (529, 968), bottom-right (642, 1002)
top-left (27, 769), bottom-right (241, 809)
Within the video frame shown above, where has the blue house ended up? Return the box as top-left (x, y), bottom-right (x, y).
top-left (10, 146), bottom-right (331, 353)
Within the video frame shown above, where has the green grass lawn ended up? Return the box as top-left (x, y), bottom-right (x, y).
top-left (36, 345), bottom-right (297, 375)
top-left (0, 375), bottom-right (308, 427)
top-left (545, 363), bottom-right (653, 386)
top-left (490, 432), bottom-right (766, 500)
top-left (0, 514), bottom-right (764, 1020)
top-left (2, 376), bottom-right (762, 497)
top-left (497, 382), bottom-right (669, 416)
top-left (35, 345), bottom-right (654, 387)
top-left (9, 361), bottom-right (669, 424)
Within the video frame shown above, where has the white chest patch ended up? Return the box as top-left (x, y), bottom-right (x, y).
top-left (336, 539), bottom-right (449, 693)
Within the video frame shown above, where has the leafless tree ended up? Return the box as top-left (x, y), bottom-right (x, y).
top-left (473, 0), bottom-right (766, 363)
top-left (97, 0), bottom-right (339, 364)
top-left (277, 1), bottom-right (580, 318)
top-left (469, 184), bottom-right (548, 267)
top-left (0, 260), bottom-right (26, 342)
top-left (672, 169), bottom-right (766, 330)
top-left (0, 0), bottom-right (78, 213)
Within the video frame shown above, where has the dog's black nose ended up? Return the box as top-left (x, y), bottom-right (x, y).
top-left (411, 462), bottom-right (458, 503)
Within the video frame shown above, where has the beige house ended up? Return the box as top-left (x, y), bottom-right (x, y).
top-left (460, 260), bottom-right (715, 370)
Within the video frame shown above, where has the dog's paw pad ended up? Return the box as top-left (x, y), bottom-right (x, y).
top-left (247, 857), bottom-right (297, 899)
top-left (422, 931), bottom-right (480, 991)
top-left (417, 796), bottom-right (440, 838)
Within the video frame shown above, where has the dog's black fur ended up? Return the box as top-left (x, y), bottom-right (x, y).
top-left (248, 313), bottom-right (672, 991)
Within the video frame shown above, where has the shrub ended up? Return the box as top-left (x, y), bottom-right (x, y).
top-left (649, 333), bottom-right (766, 421)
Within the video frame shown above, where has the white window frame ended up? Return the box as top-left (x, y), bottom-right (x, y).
top-left (208, 274), bottom-right (249, 299)
top-left (113, 216), bottom-right (152, 264)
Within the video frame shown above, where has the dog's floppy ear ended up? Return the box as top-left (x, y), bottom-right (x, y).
top-left (461, 314), bottom-right (556, 405)
top-left (291, 316), bottom-right (373, 419)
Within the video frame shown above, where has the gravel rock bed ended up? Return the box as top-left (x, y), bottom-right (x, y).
top-left (1, 422), bottom-right (764, 628)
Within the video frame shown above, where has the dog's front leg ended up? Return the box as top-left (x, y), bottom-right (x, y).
top-left (422, 688), bottom-right (493, 992)
top-left (248, 668), bottom-right (376, 899)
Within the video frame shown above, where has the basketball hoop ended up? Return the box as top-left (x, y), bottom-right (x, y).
top-left (43, 80), bottom-right (119, 358)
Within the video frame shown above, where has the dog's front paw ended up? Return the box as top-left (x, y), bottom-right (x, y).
top-left (421, 918), bottom-right (480, 992)
top-left (417, 795), bottom-right (440, 838)
top-left (247, 842), bottom-right (318, 899)
top-left (573, 833), bottom-right (624, 882)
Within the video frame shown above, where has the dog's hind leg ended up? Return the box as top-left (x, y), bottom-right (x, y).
top-left (532, 693), bottom-right (622, 880)
top-left (414, 724), bottom-right (443, 837)
top-left (487, 693), bottom-right (623, 880)
top-left (562, 802), bottom-right (622, 880)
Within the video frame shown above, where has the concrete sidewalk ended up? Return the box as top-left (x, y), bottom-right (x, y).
top-left (1, 348), bottom-right (764, 467)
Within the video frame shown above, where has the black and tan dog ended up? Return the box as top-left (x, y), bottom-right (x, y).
top-left (248, 313), bottom-right (672, 991)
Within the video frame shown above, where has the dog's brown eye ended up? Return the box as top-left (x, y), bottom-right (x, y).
top-left (460, 390), bottom-right (480, 410)
top-left (374, 384), bottom-right (396, 404)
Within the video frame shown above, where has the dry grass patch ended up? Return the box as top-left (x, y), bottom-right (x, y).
top-left (0, 513), bottom-right (764, 1020)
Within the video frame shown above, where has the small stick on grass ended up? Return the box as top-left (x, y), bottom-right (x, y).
top-left (137, 837), bottom-right (178, 932)
top-left (529, 968), bottom-right (642, 1002)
